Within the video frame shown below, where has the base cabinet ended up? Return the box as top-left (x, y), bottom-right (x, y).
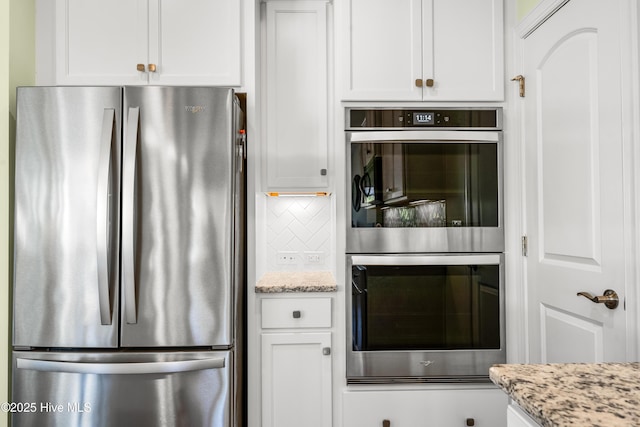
top-left (261, 333), bottom-right (332, 427)
top-left (343, 388), bottom-right (507, 427)
top-left (259, 296), bottom-right (333, 427)
top-left (507, 404), bottom-right (540, 427)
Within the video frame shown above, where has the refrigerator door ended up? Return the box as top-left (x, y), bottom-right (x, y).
top-left (12, 350), bottom-right (232, 427)
top-left (121, 87), bottom-right (238, 347)
top-left (13, 86), bottom-right (121, 348)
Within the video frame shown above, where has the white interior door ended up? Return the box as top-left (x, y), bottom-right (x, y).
top-left (522, 0), bottom-right (630, 363)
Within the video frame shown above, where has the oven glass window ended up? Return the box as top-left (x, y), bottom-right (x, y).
top-left (351, 142), bottom-right (498, 228)
top-left (352, 264), bottom-right (500, 351)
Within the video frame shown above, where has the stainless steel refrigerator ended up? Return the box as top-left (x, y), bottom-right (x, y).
top-left (12, 86), bottom-right (246, 427)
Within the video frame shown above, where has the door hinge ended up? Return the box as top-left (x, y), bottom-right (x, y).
top-left (522, 235), bottom-right (528, 257)
top-left (511, 75), bottom-right (525, 97)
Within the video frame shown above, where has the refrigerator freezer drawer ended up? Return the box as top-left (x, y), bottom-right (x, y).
top-left (12, 350), bottom-right (233, 427)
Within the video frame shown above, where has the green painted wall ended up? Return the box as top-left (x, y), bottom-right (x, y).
top-left (0, 0), bottom-right (10, 421)
top-left (2, 0), bottom-right (35, 425)
top-left (518, 0), bottom-right (542, 20)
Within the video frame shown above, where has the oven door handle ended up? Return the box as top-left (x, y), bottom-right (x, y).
top-left (351, 254), bottom-right (501, 266)
top-left (348, 130), bottom-right (500, 143)
top-left (352, 280), bottom-right (364, 295)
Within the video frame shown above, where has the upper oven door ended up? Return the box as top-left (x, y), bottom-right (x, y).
top-left (347, 131), bottom-right (504, 253)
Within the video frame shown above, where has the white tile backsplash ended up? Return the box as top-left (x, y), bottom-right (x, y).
top-left (265, 196), bottom-right (332, 271)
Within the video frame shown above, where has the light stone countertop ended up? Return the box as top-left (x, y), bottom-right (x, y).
top-left (489, 362), bottom-right (640, 427)
top-left (255, 271), bottom-right (337, 293)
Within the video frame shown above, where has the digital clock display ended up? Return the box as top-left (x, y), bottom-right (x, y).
top-left (413, 112), bottom-right (435, 125)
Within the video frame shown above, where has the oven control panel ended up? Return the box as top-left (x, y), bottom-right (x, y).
top-left (347, 108), bottom-right (501, 130)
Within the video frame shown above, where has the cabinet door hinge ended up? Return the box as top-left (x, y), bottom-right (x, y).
top-left (511, 75), bottom-right (525, 97)
top-left (522, 235), bottom-right (528, 257)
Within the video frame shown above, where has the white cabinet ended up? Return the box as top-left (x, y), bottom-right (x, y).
top-left (343, 388), bottom-right (508, 427)
top-left (507, 404), bottom-right (540, 427)
top-left (260, 297), bottom-right (332, 427)
top-left (342, 0), bottom-right (504, 101)
top-left (55, 0), bottom-right (241, 85)
top-left (264, 1), bottom-right (330, 190)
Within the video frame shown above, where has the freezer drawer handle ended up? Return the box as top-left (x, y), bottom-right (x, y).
top-left (16, 357), bottom-right (225, 375)
top-left (123, 107), bottom-right (140, 324)
top-left (97, 108), bottom-right (116, 325)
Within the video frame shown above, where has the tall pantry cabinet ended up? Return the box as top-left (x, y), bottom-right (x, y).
top-left (259, 2), bottom-right (334, 426)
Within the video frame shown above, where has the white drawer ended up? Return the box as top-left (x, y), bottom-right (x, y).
top-left (261, 297), bottom-right (331, 329)
top-left (343, 388), bottom-right (507, 427)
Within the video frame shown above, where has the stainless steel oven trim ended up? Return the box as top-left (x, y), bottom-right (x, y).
top-left (346, 131), bottom-right (504, 254)
top-left (348, 130), bottom-right (501, 143)
top-left (345, 107), bottom-right (503, 131)
top-left (346, 253), bottom-right (506, 384)
top-left (351, 254), bottom-right (501, 266)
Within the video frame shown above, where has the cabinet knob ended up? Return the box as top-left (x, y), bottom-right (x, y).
top-left (320, 168), bottom-right (327, 176)
top-left (148, 63), bottom-right (157, 73)
top-left (382, 420), bottom-right (391, 427)
top-left (136, 63), bottom-right (146, 72)
top-left (415, 78), bottom-right (423, 88)
top-left (322, 347), bottom-right (331, 356)
top-left (425, 78), bottom-right (434, 87)
top-left (292, 310), bottom-right (301, 319)
top-left (466, 418), bottom-right (475, 426)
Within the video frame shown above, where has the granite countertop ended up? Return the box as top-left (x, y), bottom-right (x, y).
top-left (490, 363), bottom-right (640, 427)
top-left (255, 271), bottom-right (337, 293)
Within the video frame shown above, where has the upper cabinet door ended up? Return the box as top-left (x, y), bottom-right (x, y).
top-left (148, 0), bottom-right (241, 86)
top-left (56, 0), bottom-right (149, 85)
top-left (427, 0), bottom-right (504, 101)
top-left (264, 1), bottom-right (330, 190)
top-left (54, 0), bottom-right (241, 86)
top-left (343, 0), bottom-right (423, 101)
top-left (342, 0), bottom-right (504, 101)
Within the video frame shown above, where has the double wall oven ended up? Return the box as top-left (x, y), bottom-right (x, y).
top-left (346, 108), bottom-right (505, 383)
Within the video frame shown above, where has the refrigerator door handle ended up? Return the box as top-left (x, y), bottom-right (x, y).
top-left (16, 357), bottom-right (225, 375)
top-left (123, 107), bottom-right (140, 324)
top-left (97, 108), bottom-right (115, 325)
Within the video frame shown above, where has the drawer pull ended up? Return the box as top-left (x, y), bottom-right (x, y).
top-left (292, 310), bottom-right (301, 319)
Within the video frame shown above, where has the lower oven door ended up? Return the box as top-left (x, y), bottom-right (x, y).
top-left (347, 254), bottom-right (505, 383)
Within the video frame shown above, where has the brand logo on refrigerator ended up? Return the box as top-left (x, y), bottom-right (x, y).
top-left (185, 106), bottom-right (206, 113)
